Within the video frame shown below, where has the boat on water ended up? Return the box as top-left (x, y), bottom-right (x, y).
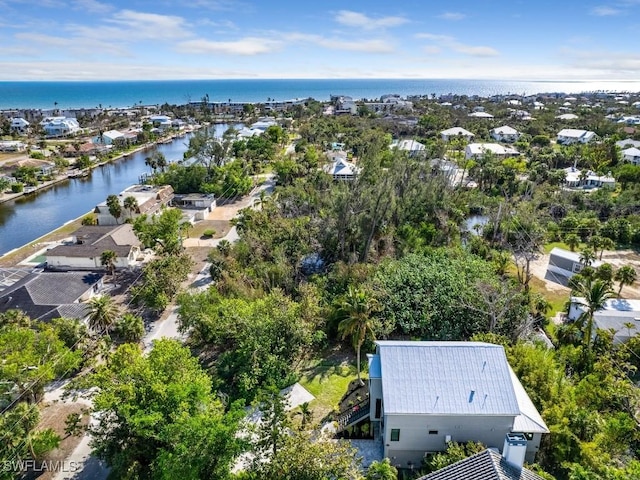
top-left (68, 169), bottom-right (90, 178)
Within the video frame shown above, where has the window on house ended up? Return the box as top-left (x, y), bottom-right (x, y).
top-left (375, 399), bottom-right (382, 419)
top-left (390, 429), bottom-right (400, 441)
top-left (428, 430), bottom-right (439, 435)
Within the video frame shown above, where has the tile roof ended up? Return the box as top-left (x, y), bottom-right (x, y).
top-left (0, 272), bottom-right (102, 321)
top-left (376, 341), bottom-right (520, 416)
top-left (417, 449), bottom-right (545, 480)
top-left (46, 224), bottom-right (140, 259)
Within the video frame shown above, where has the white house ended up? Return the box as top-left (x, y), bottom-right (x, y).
top-left (0, 141), bottom-right (27, 152)
top-left (94, 184), bottom-right (174, 226)
top-left (366, 341), bottom-right (548, 469)
top-left (465, 143), bottom-right (520, 160)
top-left (440, 127), bottom-right (475, 142)
top-left (568, 297), bottom-right (640, 344)
top-left (556, 113), bottom-right (578, 121)
top-left (392, 139), bottom-right (426, 157)
top-left (616, 139), bottom-right (640, 149)
top-left (93, 130), bottom-right (124, 146)
top-left (468, 111), bottom-right (494, 119)
top-left (490, 126), bottom-right (521, 143)
top-left (622, 147), bottom-right (640, 165)
top-left (557, 129), bottom-right (597, 145)
top-left (323, 152), bottom-right (360, 181)
top-left (563, 166), bottom-right (615, 189)
top-left (9, 117), bottom-right (30, 135)
top-left (40, 117), bottom-right (80, 137)
top-left (45, 224), bottom-right (142, 270)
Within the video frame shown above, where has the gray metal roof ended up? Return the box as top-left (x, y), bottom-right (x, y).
top-left (417, 449), bottom-right (545, 480)
top-left (376, 341), bottom-right (520, 416)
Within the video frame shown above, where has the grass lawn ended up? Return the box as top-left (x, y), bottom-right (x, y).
top-left (299, 360), bottom-right (358, 424)
top-left (188, 220), bottom-right (231, 239)
top-left (528, 275), bottom-right (569, 315)
top-left (544, 241), bottom-right (584, 254)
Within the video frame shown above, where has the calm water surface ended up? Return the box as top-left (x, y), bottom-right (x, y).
top-left (0, 125), bottom-right (234, 255)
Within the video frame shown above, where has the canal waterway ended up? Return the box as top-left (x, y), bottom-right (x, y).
top-left (0, 124), bottom-right (235, 256)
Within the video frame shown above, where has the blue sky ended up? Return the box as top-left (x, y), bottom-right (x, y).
top-left (1, 0), bottom-right (639, 80)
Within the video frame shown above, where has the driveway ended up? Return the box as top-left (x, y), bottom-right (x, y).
top-left (48, 174), bottom-right (276, 479)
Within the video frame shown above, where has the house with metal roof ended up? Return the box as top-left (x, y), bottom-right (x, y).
top-left (366, 341), bottom-right (548, 469)
top-left (440, 127), bottom-right (475, 142)
top-left (568, 297), bottom-right (640, 344)
top-left (490, 126), bottom-right (521, 143)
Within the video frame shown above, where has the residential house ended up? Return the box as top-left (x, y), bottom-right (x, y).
top-left (367, 341), bottom-right (548, 469)
top-left (9, 118), bottom-right (30, 135)
top-left (0, 141), bottom-right (27, 152)
top-left (323, 151), bottom-right (360, 181)
top-left (563, 166), bottom-right (615, 189)
top-left (556, 113), bottom-right (578, 121)
top-left (93, 130), bottom-right (124, 146)
top-left (568, 297), bottom-right (640, 344)
top-left (465, 143), bottom-right (520, 160)
top-left (468, 112), bottom-right (494, 119)
top-left (616, 139), bottom-right (640, 149)
top-left (416, 441), bottom-right (546, 480)
top-left (546, 247), bottom-right (602, 285)
top-left (556, 129), bottom-right (597, 145)
top-left (149, 115), bottom-right (172, 130)
top-left (171, 193), bottom-right (216, 221)
top-left (490, 126), bottom-right (521, 143)
top-left (440, 127), bottom-right (475, 142)
top-left (392, 139), bottom-right (426, 157)
top-left (45, 224), bottom-right (142, 271)
top-left (0, 271), bottom-right (103, 322)
top-left (622, 147), bottom-right (640, 165)
top-left (40, 117), bottom-right (80, 137)
top-left (333, 96), bottom-right (358, 115)
top-left (94, 184), bottom-right (174, 226)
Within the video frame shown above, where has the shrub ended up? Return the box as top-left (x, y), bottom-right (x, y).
top-left (202, 228), bottom-right (216, 238)
top-left (11, 183), bottom-right (24, 193)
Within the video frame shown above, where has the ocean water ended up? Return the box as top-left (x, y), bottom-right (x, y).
top-left (1, 79), bottom-right (640, 110)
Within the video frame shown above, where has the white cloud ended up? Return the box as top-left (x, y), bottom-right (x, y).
top-left (106, 10), bottom-right (190, 39)
top-left (334, 10), bottom-right (408, 30)
top-left (437, 12), bottom-right (466, 21)
top-left (286, 33), bottom-right (394, 53)
top-left (176, 37), bottom-right (282, 55)
top-left (416, 33), bottom-right (498, 57)
top-left (72, 0), bottom-right (112, 14)
top-left (15, 32), bottom-right (131, 56)
top-left (591, 6), bottom-right (622, 15)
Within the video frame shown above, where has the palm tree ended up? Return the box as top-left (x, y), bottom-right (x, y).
top-left (564, 233), bottom-right (580, 252)
top-left (623, 321), bottom-right (637, 341)
top-left (614, 265), bottom-right (637, 297)
top-left (106, 194), bottom-right (122, 225)
top-left (598, 237), bottom-right (615, 260)
top-left (572, 277), bottom-right (614, 351)
top-left (123, 196), bottom-right (139, 220)
top-left (579, 247), bottom-right (596, 267)
top-left (87, 295), bottom-right (120, 335)
top-left (100, 250), bottom-right (117, 277)
top-left (336, 286), bottom-right (379, 385)
top-left (366, 458), bottom-right (398, 480)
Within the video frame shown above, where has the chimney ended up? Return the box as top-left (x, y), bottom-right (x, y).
top-left (502, 433), bottom-right (527, 470)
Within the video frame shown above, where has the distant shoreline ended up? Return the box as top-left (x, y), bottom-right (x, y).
top-left (2, 78), bottom-right (639, 110)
